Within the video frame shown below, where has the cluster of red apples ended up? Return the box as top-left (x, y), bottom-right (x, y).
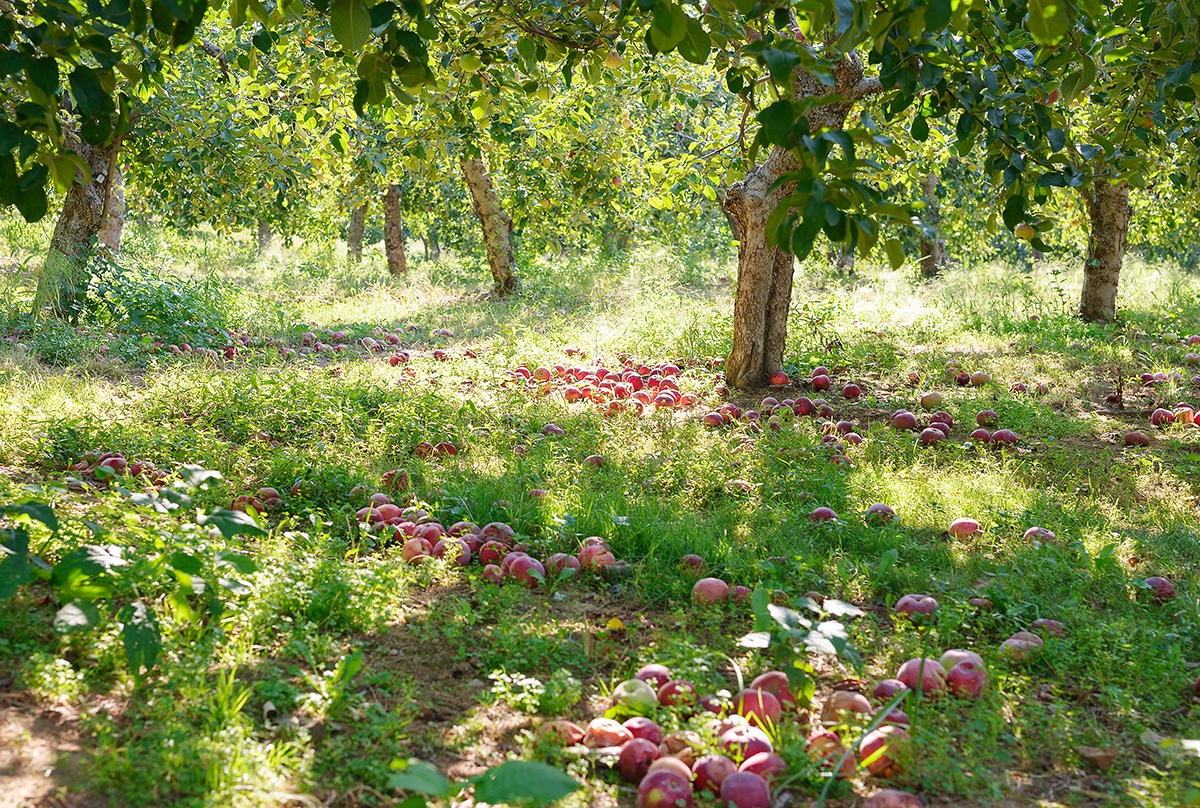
top-left (540, 662), bottom-right (921, 806)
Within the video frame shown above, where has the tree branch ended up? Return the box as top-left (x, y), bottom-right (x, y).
top-left (199, 39), bottom-right (231, 83)
top-left (853, 76), bottom-right (884, 99)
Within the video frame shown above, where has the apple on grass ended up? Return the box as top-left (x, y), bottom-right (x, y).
top-left (719, 771), bottom-right (771, 808)
top-left (619, 738), bottom-right (661, 782)
top-left (637, 770), bottom-right (694, 808)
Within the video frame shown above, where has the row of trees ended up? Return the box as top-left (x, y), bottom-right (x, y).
top-left (2, 0), bottom-right (1198, 385)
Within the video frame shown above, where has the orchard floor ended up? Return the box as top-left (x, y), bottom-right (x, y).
top-left (1, 239), bottom-right (1199, 808)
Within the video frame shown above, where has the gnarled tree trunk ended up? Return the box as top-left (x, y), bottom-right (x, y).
top-left (36, 137), bottom-right (119, 318)
top-left (724, 53), bottom-right (882, 388)
top-left (383, 184), bottom-right (407, 276)
top-left (97, 164), bottom-right (125, 252)
top-left (347, 202), bottom-right (367, 265)
top-left (1079, 179), bottom-right (1130, 322)
top-left (919, 171), bottom-right (947, 277)
top-left (256, 220), bottom-right (273, 256)
top-left (461, 156), bottom-right (519, 296)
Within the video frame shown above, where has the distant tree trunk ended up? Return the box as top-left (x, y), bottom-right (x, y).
top-left (830, 244), bottom-right (855, 274)
top-left (1079, 178), bottom-right (1131, 322)
top-left (347, 202), bottom-right (367, 265)
top-left (256, 220), bottom-right (272, 256)
top-left (383, 184), bottom-right (407, 276)
top-left (426, 222), bottom-right (441, 261)
top-left (724, 53), bottom-right (881, 388)
top-left (919, 171), bottom-right (948, 277)
top-left (36, 136), bottom-right (119, 318)
top-left (460, 156), bottom-right (519, 296)
top-left (96, 164), bottom-right (126, 253)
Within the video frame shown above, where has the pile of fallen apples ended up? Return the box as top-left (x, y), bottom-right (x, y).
top-left (501, 354), bottom-right (716, 418)
top-left (534, 660), bottom-right (934, 807)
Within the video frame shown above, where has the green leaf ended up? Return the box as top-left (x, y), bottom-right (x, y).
top-left (5, 500), bottom-right (58, 531)
top-left (649, 1), bottom-right (689, 52)
top-left (926, 0), bottom-right (951, 30)
top-left (55, 599), bottom-right (101, 634)
top-left (197, 507), bottom-right (267, 539)
top-left (761, 47), bottom-right (800, 83)
top-left (331, 0), bottom-right (372, 51)
top-left (119, 599), bottom-right (161, 675)
top-left (215, 551), bottom-right (258, 575)
top-left (884, 238), bottom-right (905, 269)
top-left (387, 759), bottom-right (450, 796)
top-left (179, 465), bottom-right (223, 489)
top-left (1028, 0), bottom-right (1071, 45)
top-left (834, 0), bottom-right (855, 36)
top-left (0, 528), bottom-right (32, 599)
top-left (230, 0), bottom-right (247, 26)
top-left (677, 18), bottom-right (711, 65)
top-left (472, 761), bottom-right (578, 806)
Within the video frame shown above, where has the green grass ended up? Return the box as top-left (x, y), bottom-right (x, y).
top-left (1, 222), bottom-right (1199, 807)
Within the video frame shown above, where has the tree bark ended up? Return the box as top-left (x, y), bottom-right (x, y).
top-left (36, 137), bottom-right (119, 318)
top-left (97, 164), bottom-right (126, 253)
top-left (426, 222), bottom-right (441, 261)
top-left (383, 184), bottom-right (407, 276)
top-left (347, 202), bottom-right (367, 265)
top-left (1080, 178), bottom-right (1131, 322)
top-left (724, 52), bottom-right (881, 388)
top-left (918, 171), bottom-right (947, 277)
top-left (460, 156), bottom-right (519, 296)
top-left (256, 220), bottom-right (272, 256)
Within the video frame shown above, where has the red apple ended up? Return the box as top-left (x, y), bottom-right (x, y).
top-left (749, 671), bottom-right (795, 706)
top-left (991, 428), bottom-right (1018, 446)
top-left (860, 725), bottom-right (909, 776)
top-left (719, 725), bottom-right (773, 759)
top-left (949, 517), bottom-right (980, 538)
top-left (873, 679), bottom-right (909, 702)
top-left (843, 384), bottom-right (862, 399)
top-left (820, 690), bottom-right (872, 725)
top-left (719, 771), bottom-right (771, 808)
top-left (619, 738), bottom-right (662, 782)
top-left (634, 664), bottom-right (672, 689)
top-left (624, 717), bottom-right (664, 745)
top-left (637, 770), bottom-right (694, 808)
top-left (679, 554), bottom-right (706, 577)
top-left (894, 594), bottom-right (938, 621)
top-left (735, 689), bottom-right (782, 728)
top-left (864, 789), bottom-right (923, 808)
top-left (692, 754), bottom-right (737, 796)
top-left (658, 679), bottom-right (698, 708)
top-left (1145, 576), bottom-right (1175, 601)
top-left (805, 729), bottom-right (855, 777)
top-left (1030, 618), bottom-right (1066, 638)
top-left (939, 649), bottom-right (984, 670)
top-left (999, 631), bottom-right (1044, 661)
top-left (692, 577), bottom-right (729, 605)
top-left (809, 506), bottom-right (838, 522)
top-left (946, 661), bottom-right (988, 698)
top-left (738, 752), bottom-right (785, 783)
top-left (865, 503), bottom-right (896, 524)
top-left (895, 658), bottom-right (946, 694)
top-left (919, 391), bottom-right (942, 410)
top-left (976, 409), bottom-right (999, 426)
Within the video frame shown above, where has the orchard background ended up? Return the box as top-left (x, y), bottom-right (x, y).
top-left (1, 1), bottom-right (1200, 807)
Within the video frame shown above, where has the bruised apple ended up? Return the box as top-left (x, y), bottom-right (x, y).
top-left (619, 738), bottom-right (662, 782)
top-left (860, 725), bottom-right (910, 777)
top-left (584, 717), bottom-right (633, 748)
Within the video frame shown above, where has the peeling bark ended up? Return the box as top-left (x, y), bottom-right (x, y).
top-left (383, 184), bottom-right (407, 276)
top-left (97, 164), bottom-right (125, 253)
top-left (724, 52), bottom-right (881, 388)
top-left (347, 202), bottom-right (367, 265)
top-left (461, 157), bottom-right (519, 296)
top-left (36, 136), bottom-right (118, 318)
top-left (1080, 179), bottom-right (1130, 322)
top-left (918, 171), bottom-right (947, 277)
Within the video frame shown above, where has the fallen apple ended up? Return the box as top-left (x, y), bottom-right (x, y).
top-left (860, 725), bottom-right (910, 777)
top-left (614, 679), bottom-right (660, 713)
top-left (735, 689), bottom-right (782, 728)
top-left (895, 658), bottom-right (946, 694)
top-left (864, 789), bottom-right (923, 808)
top-left (949, 517), bottom-right (980, 538)
top-left (692, 577), bottom-right (729, 605)
top-left (692, 754), bottom-right (737, 796)
top-left (637, 769), bottom-right (694, 808)
top-left (894, 594), bottom-right (939, 622)
top-left (620, 738), bottom-right (662, 782)
top-left (946, 661), bottom-right (988, 698)
top-left (635, 664), bottom-right (673, 689)
top-left (624, 716), bottom-right (664, 745)
top-left (719, 771), bottom-right (771, 808)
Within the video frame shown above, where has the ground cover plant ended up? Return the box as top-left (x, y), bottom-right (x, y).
top-left (2, 221), bottom-right (1200, 808)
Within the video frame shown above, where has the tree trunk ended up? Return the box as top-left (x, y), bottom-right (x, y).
top-left (347, 203), bottom-right (367, 265)
top-left (460, 156), bottom-right (519, 296)
top-left (918, 171), bottom-right (947, 277)
top-left (36, 138), bottom-right (119, 318)
top-left (97, 164), bottom-right (126, 253)
top-left (426, 222), bottom-right (441, 261)
top-left (724, 53), bottom-right (880, 388)
top-left (256, 220), bottom-right (272, 256)
top-left (383, 184), bottom-right (407, 276)
top-left (1080, 179), bottom-right (1131, 322)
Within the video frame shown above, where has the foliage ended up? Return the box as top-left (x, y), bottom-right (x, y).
top-left (489, 667), bottom-right (583, 715)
